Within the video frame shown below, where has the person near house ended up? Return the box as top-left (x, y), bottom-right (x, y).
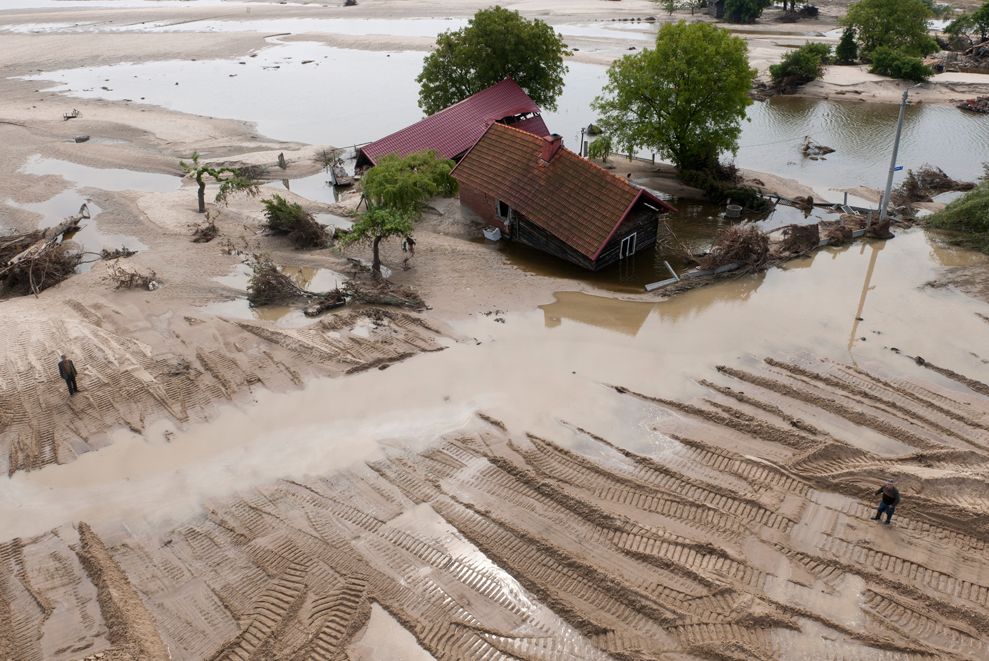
top-left (58, 354), bottom-right (79, 396)
top-left (872, 481), bottom-right (900, 524)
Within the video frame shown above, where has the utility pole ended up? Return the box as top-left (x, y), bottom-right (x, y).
top-left (874, 89), bottom-right (911, 229)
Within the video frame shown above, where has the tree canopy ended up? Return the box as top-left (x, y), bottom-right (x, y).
top-left (416, 6), bottom-right (571, 116)
top-left (592, 21), bottom-right (755, 172)
top-left (724, 0), bottom-right (772, 23)
top-left (843, 0), bottom-right (938, 58)
top-left (361, 150), bottom-right (457, 213)
top-left (946, 1), bottom-right (989, 43)
top-left (344, 150), bottom-right (457, 277)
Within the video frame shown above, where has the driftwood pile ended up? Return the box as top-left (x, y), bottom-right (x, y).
top-left (801, 136), bottom-right (835, 160)
top-left (778, 223), bottom-right (820, 254)
top-left (0, 205), bottom-right (89, 297)
top-left (698, 225), bottom-right (770, 270)
top-left (342, 280), bottom-right (426, 311)
top-left (892, 165), bottom-right (975, 206)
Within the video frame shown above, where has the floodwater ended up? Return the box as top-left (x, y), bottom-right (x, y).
top-left (267, 170), bottom-right (338, 205)
top-left (7, 154), bottom-right (177, 261)
top-left (28, 48), bottom-right (989, 200)
top-left (498, 197), bottom-right (836, 291)
top-left (20, 154), bottom-right (180, 193)
top-left (4, 228), bottom-right (989, 537)
top-left (205, 261), bottom-right (345, 327)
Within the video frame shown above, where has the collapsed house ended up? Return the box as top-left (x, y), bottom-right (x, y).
top-left (355, 78), bottom-right (549, 170)
top-left (451, 123), bottom-right (676, 271)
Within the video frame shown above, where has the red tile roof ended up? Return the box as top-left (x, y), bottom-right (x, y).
top-left (452, 123), bottom-right (675, 260)
top-left (358, 79), bottom-right (548, 166)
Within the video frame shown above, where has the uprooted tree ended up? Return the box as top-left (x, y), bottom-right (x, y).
top-left (261, 194), bottom-right (328, 248)
top-left (340, 150), bottom-right (457, 278)
top-left (0, 204), bottom-right (89, 297)
top-left (180, 152), bottom-right (262, 213)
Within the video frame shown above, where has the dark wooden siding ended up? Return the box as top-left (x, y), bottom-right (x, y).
top-left (595, 207), bottom-right (660, 270)
top-left (514, 216), bottom-right (595, 270)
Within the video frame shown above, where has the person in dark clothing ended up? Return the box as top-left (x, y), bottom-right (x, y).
top-left (58, 354), bottom-right (79, 396)
top-left (872, 481), bottom-right (900, 524)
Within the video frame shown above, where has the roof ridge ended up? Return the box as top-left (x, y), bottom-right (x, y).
top-left (489, 123), bottom-right (641, 197)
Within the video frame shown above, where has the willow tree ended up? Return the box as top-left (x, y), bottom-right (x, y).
top-left (416, 6), bottom-right (570, 115)
top-left (592, 21), bottom-right (755, 173)
top-left (180, 152), bottom-right (262, 213)
top-left (341, 150), bottom-right (457, 278)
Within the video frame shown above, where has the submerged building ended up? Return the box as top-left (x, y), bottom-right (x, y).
top-left (451, 123), bottom-right (676, 271)
top-left (355, 78), bottom-right (548, 169)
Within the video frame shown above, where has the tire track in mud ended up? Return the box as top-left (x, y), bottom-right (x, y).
top-left (6, 357), bottom-right (989, 660)
top-left (0, 305), bottom-right (446, 477)
top-left (715, 365), bottom-right (942, 451)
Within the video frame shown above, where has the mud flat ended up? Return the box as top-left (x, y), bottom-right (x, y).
top-left (3, 1), bottom-right (989, 659)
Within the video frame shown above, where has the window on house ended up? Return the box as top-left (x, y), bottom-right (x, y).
top-left (496, 200), bottom-right (511, 220)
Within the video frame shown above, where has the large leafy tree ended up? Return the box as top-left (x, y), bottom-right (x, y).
top-left (416, 6), bottom-right (571, 115)
top-left (342, 150), bottom-right (457, 277)
top-left (592, 21), bottom-right (755, 172)
top-left (843, 0), bottom-right (938, 58)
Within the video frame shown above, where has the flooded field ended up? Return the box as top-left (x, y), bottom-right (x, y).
top-left (5, 2), bottom-right (989, 660)
top-left (27, 46), bottom-right (989, 198)
top-left (4, 229), bottom-right (989, 659)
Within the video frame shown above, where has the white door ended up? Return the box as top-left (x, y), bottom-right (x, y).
top-left (619, 232), bottom-right (637, 259)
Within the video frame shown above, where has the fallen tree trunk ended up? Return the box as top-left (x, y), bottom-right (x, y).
top-left (0, 204), bottom-right (89, 297)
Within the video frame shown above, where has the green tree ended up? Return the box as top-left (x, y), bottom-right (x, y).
top-left (587, 135), bottom-right (613, 162)
top-left (180, 152), bottom-right (261, 213)
top-left (769, 43), bottom-right (831, 90)
top-left (724, 0), bottom-right (772, 23)
top-left (947, 2), bottom-right (989, 43)
top-left (843, 0), bottom-right (938, 58)
top-left (592, 21), bottom-right (756, 172)
top-left (835, 27), bottom-right (859, 64)
top-left (343, 150), bottom-right (457, 277)
top-left (416, 6), bottom-right (571, 116)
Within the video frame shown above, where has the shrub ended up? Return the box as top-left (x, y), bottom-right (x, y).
top-left (835, 27), bottom-right (858, 64)
top-left (769, 43), bottom-right (831, 90)
top-left (927, 182), bottom-right (989, 252)
top-left (587, 135), bottom-right (612, 162)
top-left (868, 46), bottom-right (933, 82)
top-left (680, 165), bottom-right (770, 211)
top-left (261, 194), bottom-right (327, 248)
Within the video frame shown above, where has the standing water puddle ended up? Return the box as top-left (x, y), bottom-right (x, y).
top-left (267, 170), bottom-right (339, 205)
top-left (205, 262), bottom-right (346, 327)
top-left (26, 51), bottom-right (989, 198)
top-left (9, 155), bottom-right (180, 265)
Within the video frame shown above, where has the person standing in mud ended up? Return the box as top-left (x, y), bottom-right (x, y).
top-left (401, 235), bottom-right (416, 270)
top-left (58, 354), bottom-right (79, 396)
top-left (872, 481), bottom-right (900, 525)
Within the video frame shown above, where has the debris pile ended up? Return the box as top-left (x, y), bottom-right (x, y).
top-left (892, 165), bottom-right (975, 206)
top-left (100, 246), bottom-right (137, 260)
top-left (778, 223), bottom-right (821, 254)
top-left (698, 225), bottom-right (770, 270)
top-left (103, 260), bottom-right (159, 290)
top-left (958, 96), bottom-right (989, 114)
top-left (0, 205), bottom-right (88, 297)
top-left (801, 136), bottom-right (835, 160)
top-left (247, 254), bottom-right (314, 306)
top-left (343, 280), bottom-right (426, 311)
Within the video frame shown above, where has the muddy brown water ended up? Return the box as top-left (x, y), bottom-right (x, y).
top-left (4, 228), bottom-right (988, 539)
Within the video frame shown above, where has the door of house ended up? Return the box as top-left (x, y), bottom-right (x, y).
top-left (619, 232), bottom-right (637, 259)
